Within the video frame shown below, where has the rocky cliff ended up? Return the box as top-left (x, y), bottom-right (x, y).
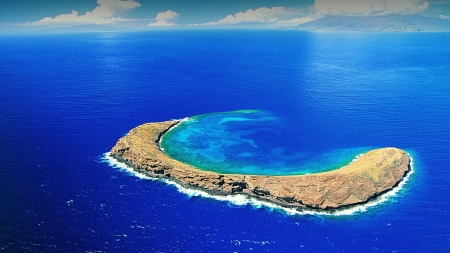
top-left (110, 120), bottom-right (411, 210)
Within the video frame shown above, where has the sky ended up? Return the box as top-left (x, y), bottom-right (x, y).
top-left (1, 0), bottom-right (450, 30)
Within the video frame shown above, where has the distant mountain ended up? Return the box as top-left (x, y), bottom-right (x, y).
top-left (0, 24), bottom-right (134, 34)
top-left (0, 20), bottom-right (154, 34)
top-left (296, 15), bottom-right (450, 32)
top-left (38, 23), bottom-right (159, 33)
top-left (41, 24), bottom-right (133, 33)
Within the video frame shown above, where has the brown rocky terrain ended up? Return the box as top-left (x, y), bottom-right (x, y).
top-left (110, 120), bottom-right (411, 210)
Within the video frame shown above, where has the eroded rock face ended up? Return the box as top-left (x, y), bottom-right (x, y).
top-left (110, 120), bottom-right (411, 210)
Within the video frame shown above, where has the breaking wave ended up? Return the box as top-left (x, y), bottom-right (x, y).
top-left (102, 152), bottom-right (414, 217)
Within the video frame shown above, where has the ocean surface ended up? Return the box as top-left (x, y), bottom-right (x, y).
top-left (1, 30), bottom-right (450, 252)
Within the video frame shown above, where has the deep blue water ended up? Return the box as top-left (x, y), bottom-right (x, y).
top-left (1, 30), bottom-right (450, 252)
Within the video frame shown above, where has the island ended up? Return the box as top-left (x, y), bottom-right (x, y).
top-left (110, 120), bottom-right (411, 210)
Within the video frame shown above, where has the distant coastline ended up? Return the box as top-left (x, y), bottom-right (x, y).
top-left (295, 14), bottom-right (450, 32)
top-left (109, 119), bottom-right (411, 210)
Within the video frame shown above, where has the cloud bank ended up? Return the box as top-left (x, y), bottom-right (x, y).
top-left (200, 6), bottom-right (311, 27)
top-left (205, 7), bottom-right (297, 25)
top-left (148, 10), bottom-right (180, 26)
top-left (202, 0), bottom-right (431, 27)
top-left (30, 0), bottom-right (435, 28)
top-left (35, 0), bottom-right (141, 24)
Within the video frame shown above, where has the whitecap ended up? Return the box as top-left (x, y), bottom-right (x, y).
top-left (101, 152), bottom-right (156, 181)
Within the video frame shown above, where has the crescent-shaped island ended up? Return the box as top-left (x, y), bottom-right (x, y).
top-left (110, 119), bottom-right (411, 210)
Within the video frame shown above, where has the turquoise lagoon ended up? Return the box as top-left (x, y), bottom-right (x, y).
top-left (161, 110), bottom-right (372, 175)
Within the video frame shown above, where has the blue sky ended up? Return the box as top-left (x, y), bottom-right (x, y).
top-left (1, 0), bottom-right (450, 29)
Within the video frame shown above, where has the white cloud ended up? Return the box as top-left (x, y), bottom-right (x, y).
top-left (205, 7), bottom-right (300, 25)
top-left (201, 6), bottom-right (315, 27)
top-left (440, 15), bottom-right (450, 20)
top-left (313, 0), bottom-right (430, 16)
top-left (148, 10), bottom-right (180, 26)
top-left (35, 0), bottom-right (141, 25)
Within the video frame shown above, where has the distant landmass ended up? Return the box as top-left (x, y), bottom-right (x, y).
top-left (296, 15), bottom-right (450, 32)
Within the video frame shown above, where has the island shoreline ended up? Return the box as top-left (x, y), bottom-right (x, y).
top-left (106, 151), bottom-right (413, 214)
top-left (110, 120), bottom-right (412, 210)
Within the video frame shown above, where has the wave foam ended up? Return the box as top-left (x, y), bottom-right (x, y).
top-left (102, 153), bottom-right (156, 181)
top-left (101, 152), bottom-right (414, 217)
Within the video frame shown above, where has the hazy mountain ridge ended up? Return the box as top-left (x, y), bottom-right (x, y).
top-left (296, 15), bottom-right (450, 32)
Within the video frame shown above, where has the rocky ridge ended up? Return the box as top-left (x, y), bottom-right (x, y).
top-left (110, 120), bottom-right (411, 210)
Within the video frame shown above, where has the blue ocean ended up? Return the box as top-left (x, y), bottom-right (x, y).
top-left (1, 30), bottom-right (450, 252)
